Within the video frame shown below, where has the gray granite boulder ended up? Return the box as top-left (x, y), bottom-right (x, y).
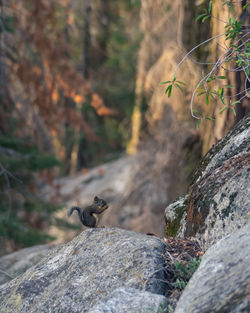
top-left (0, 228), bottom-right (167, 313)
top-left (174, 222), bottom-right (250, 313)
top-left (0, 244), bottom-right (56, 285)
top-left (165, 113), bottom-right (250, 250)
top-left (88, 287), bottom-right (168, 313)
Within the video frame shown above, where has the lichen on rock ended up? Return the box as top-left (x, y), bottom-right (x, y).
top-left (165, 195), bottom-right (188, 237)
top-left (165, 113), bottom-right (250, 250)
top-left (0, 228), bottom-right (167, 313)
top-left (174, 222), bottom-right (250, 313)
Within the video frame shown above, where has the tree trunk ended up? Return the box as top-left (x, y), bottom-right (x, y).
top-left (77, 0), bottom-right (92, 171)
top-left (235, 0), bottom-right (250, 123)
top-left (82, 0), bottom-right (91, 79)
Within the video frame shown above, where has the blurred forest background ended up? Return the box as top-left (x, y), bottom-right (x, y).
top-left (0, 0), bottom-right (249, 255)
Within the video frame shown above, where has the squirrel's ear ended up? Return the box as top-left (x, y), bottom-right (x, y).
top-left (94, 196), bottom-right (98, 201)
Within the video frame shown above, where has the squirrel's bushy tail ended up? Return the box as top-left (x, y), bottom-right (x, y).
top-left (68, 206), bottom-right (83, 222)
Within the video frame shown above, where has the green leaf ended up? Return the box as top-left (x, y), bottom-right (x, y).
top-left (206, 76), bottom-right (215, 82)
top-left (168, 85), bottom-right (173, 97)
top-left (206, 94), bottom-right (209, 105)
top-left (198, 91), bottom-right (206, 96)
top-left (220, 88), bottom-right (224, 97)
top-left (231, 107), bottom-right (236, 115)
top-left (230, 100), bottom-right (241, 106)
top-left (210, 93), bottom-right (215, 100)
top-left (202, 15), bottom-right (210, 23)
top-left (196, 120), bottom-right (201, 130)
top-left (243, 3), bottom-right (250, 10)
top-left (174, 83), bottom-right (184, 93)
top-left (160, 81), bottom-right (171, 85)
top-left (224, 85), bottom-right (233, 88)
top-left (220, 107), bottom-right (229, 114)
top-left (208, 0), bottom-right (212, 14)
top-left (176, 80), bottom-right (186, 85)
top-left (195, 13), bottom-right (207, 22)
top-left (193, 110), bottom-right (202, 116)
top-left (205, 116), bottom-right (215, 121)
top-left (220, 96), bottom-right (225, 105)
top-left (217, 76), bottom-right (227, 79)
top-left (211, 90), bottom-right (219, 96)
top-left (165, 86), bottom-right (170, 95)
top-left (165, 85), bottom-right (173, 97)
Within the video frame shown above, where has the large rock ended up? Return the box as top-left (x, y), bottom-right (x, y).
top-left (0, 244), bottom-right (55, 285)
top-left (174, 222), bottom-right (250, 313)
top-left (165, 114), bottom-right (250, 250)
top-left (0, 228), bottom-right (167, 313)
top-left (88, 287), bottom-right (168, 313)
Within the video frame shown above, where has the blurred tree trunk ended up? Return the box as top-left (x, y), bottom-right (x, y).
top-left (77, 0), bottom-right (91, 171)
top-left (126, 63), bottom-right (144, 155)
top-left (82, 0), bottom-right (91, 79)
top-left (127, 0), bottom-right (201, 155)
top-left (63, 97), bottom-right (76, 175)
top-left (126, 0), bottom-right (154, 155)
top-left (235, 0), bottom-right (250, 123)
top-left (96, 0), bottom-right (110, 65)
top-left (0, 0), bottom-right (7, 97)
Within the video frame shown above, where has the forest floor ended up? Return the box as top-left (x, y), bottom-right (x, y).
top-left (162, 237), bottom-right (203, 309)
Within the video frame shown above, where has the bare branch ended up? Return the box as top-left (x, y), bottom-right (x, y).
top-left (0, 161), bottom-right (22, 221)
top-left (0, 269), bottom-right (14, 279)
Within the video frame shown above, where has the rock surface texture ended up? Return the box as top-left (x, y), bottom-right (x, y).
top-left (0, 244), bottom-right (56, 285)
top-left (0, 228), bottom-right (167, 313)
top-left (174, 222), bottom-right (250, 313)
top-left (165, 113), bottom-right (250, 250)
top-left (88, 287), bottom-right (167, 313)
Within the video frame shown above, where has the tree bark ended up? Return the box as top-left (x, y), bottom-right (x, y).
top-left (82, 0), bottom-right (91, 79)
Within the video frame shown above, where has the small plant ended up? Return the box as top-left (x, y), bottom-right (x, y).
top-left (161, 0), bottom-right (249, 128)
top-left (173, 257), bottom-right (202, 290)
top-left (165, 304), bottom-right (174, 313)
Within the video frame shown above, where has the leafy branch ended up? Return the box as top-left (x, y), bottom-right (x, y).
top-left (160, 75), bottom-right (186, 97)
top-left (161, 0), bottom-right (250, 128)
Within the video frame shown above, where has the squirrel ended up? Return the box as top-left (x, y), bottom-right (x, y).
top-left (67, 196), bottom-right (108, 228)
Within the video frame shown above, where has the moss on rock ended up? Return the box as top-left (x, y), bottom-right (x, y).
top-left (165, 196), bottom-right (188, 237)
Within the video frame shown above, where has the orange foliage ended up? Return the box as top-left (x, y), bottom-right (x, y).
top-left (97, 107), bottom-right (116, 116)
top-left (52, 90), bottom-right (59, 103)
top-left (3, 0), bottom-right (116, 171)
top-left (73, 94), bottom-right (84, 104)
top-left (67, 14), bottom-right (75, 26)
top-left (91, 93), bottom-right (116, 116)
top-left (7, 0), bottom-right (114, 140)
top-left (60, 0), bottom-right (69, 7)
